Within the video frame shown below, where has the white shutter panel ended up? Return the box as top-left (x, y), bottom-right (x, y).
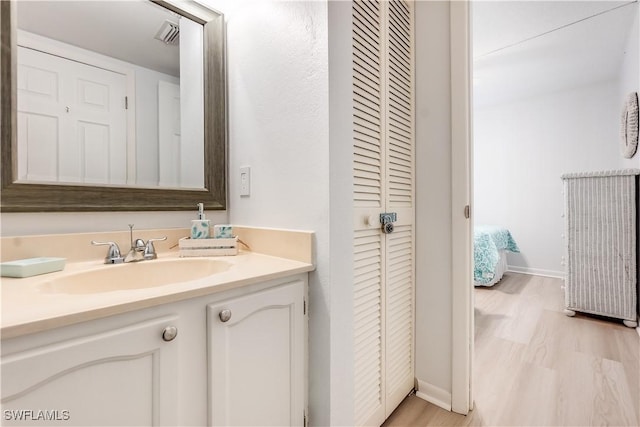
top-left (384, 225), bottom-right (414, 413)
top-left (385, 0), bottom-right (413, 207)
top-left (353, 1), bottom-right (386, 425)
top-left (353, 0), bottom-right (384, 209)
top-left (384, 0), bottom-right (414, 415)
top-left (353, 229), bottom-right (384, 426)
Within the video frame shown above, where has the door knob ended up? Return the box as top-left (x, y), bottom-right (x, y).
top-left (219, 309), bottom-right (232, 322)
top-left (366, 215), bottom-right (377, 226)
top-left (162, 326), bottom-right (178, 342)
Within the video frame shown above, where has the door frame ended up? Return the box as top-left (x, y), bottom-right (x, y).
top-left (450, 0), bottom-right (473, 415)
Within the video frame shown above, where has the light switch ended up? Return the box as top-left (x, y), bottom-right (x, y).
top-left (240, 166), bottom-right (250, 197)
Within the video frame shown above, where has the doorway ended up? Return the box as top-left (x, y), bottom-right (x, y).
top-left (468, 0), bottom-right (639, 414)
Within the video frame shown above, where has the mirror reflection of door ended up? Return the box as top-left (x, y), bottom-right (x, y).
top-left (158, 81), bottom-right (181, 187)
top-left (18, 47), bottom-right (127, 185)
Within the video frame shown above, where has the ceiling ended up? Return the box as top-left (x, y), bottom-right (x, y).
top-left (17, 1), bottom-right (182, 77)
top-left (473, 0), bottom-right (638, 107)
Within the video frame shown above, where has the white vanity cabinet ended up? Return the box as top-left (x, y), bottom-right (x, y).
top-left (1, 273), bottom-right (308, 427)
top-left (0, 315), bottom-right (180, 426)
top-left (207, 279), bottom-right (306, 427)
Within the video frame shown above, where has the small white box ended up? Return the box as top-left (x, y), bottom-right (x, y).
top-left (0, 257), bottom-right (66, 278)
top-left (178, 237), bottom-right (238, 257)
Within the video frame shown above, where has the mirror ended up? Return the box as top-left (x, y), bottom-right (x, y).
top-left (0, 0), bottom-right (227, 212)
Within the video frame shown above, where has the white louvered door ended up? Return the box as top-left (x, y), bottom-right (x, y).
top-left (352, 1), bottom-right (414, 426)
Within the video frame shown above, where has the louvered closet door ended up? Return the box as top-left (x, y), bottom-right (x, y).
top-left (352, 1), bottom-right (414, 426)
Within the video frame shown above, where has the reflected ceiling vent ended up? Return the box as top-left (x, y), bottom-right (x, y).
top-left (155, 20), bottom-right (180, 45)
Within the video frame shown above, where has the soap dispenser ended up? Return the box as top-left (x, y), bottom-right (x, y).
top-left (191, 203), bottom-right (211, 239)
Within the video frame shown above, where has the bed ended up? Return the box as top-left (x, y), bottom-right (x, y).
top-left (474, 225), bottom-right (520, 287)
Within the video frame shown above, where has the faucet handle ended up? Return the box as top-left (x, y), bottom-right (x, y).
top-left (144, 236), bottom-right (167, 260)
top-left (133, 238), bottom-right (146, 250)
top-left (91, 241), bottom-right (124, 264)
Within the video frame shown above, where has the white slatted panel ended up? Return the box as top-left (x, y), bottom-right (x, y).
top-left (384, 0), bottom-right (414, 414)
top-left (386, 0), bottom-right (413, 208)
top-left (353, 0), bottom-right (384, 209)
top-left (353, 229), bottom-right (384, 426)
top-left (353, 1), bottom-right (386, 425)
top-left (384, 224), bottom-right (414, 403)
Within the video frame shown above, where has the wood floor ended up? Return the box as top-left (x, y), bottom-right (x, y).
top-left (383, 273), bottom-right (640, 426)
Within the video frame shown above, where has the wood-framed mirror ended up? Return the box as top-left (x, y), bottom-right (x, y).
top-left (0, 0), bottom-right (226, 212)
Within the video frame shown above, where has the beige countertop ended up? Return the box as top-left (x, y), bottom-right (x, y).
top-left (1, 226), bottom-right (315, 340)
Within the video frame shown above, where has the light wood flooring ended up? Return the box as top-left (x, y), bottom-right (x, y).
top-left (383, 273), bottom-right (640, 426)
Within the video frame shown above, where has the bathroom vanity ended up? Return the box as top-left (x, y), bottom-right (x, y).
top-left (0, 227), bottom-right (313, 426)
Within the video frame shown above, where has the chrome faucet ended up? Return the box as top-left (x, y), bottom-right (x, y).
top-left (125, 224), bottom-right (146, 263)
top-left (92, 225), bottom-right (167, 264)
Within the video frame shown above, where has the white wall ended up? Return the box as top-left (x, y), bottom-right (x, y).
top-left (618, 2), bottom-right (640, 169)
top-left (414, 0), bottom-right (455, 403)
top-left (474, 80), bottom-right (622, 276)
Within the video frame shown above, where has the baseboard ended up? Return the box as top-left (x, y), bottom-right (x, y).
top-left (507, 265), bottom-right (564, 279)
top-left (415, 379), bottom-right (452, 411)
top-left (636, 326), bottom-right (640, 338)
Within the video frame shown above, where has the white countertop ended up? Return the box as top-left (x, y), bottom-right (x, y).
top-left (1, 250), bottom-right (313, 339)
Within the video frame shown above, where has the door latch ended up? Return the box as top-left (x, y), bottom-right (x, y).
top-left (380, 212), bottom-right (397, 234)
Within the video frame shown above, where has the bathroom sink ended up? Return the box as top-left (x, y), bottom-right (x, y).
top-left (39, 258), bottom-right (231, 294)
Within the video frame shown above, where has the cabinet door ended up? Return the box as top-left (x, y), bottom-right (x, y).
top-left (207, 280), bottom-right (306, 427)
top-left (1, 316), bottom-right (179, 426)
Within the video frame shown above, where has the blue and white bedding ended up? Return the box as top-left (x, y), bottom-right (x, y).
top-left (474, 225), bottom-right (520, 286)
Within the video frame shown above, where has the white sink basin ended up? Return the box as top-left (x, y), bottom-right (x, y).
top-left (39, 258), bottom-right (231, 294)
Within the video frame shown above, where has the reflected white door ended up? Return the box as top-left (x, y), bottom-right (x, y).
top-left (158, 80), bottom-right (181, 187)
top-left (17, 46), bottom-right (127, 184)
